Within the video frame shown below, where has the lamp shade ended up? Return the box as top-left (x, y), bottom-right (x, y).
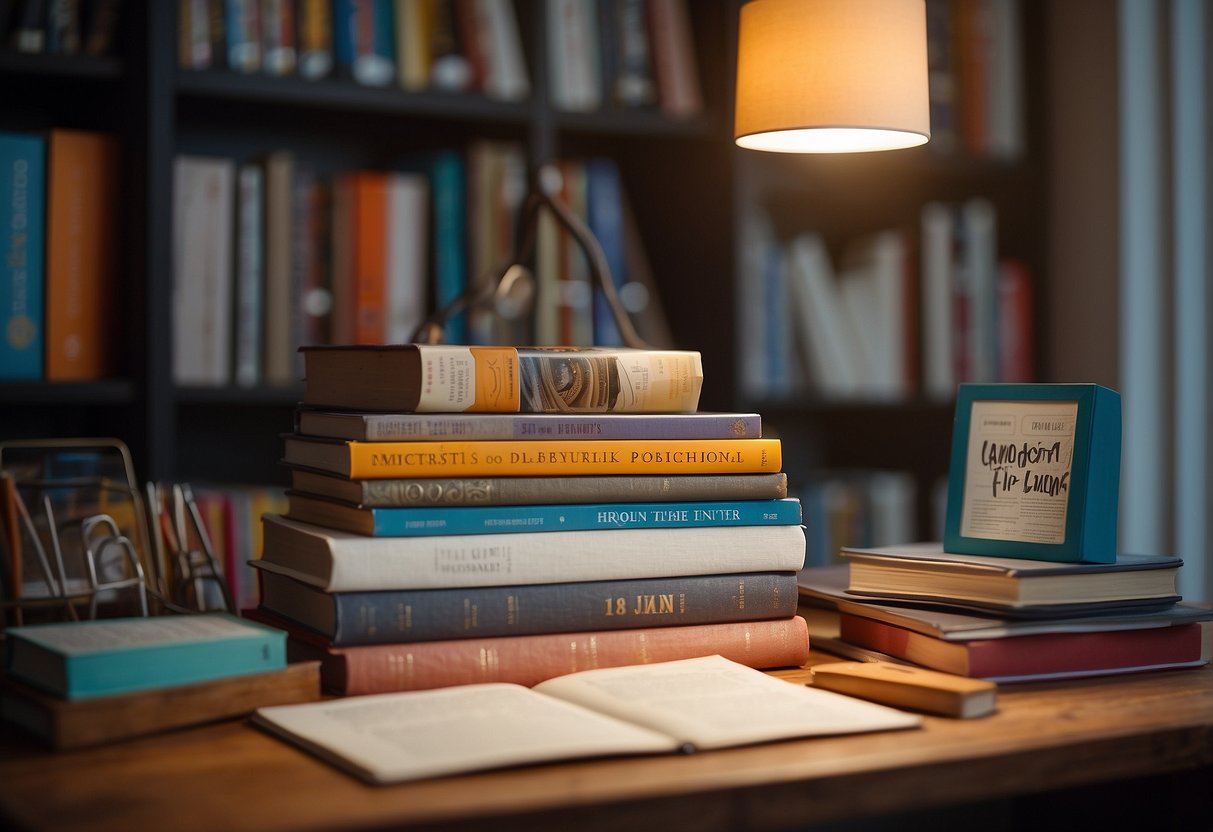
top-left (734, 0), bottom-right (931, 153)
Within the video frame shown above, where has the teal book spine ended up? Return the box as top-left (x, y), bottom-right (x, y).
top-left (342, 498), bottom-right (801, 537)
top-left (944, 383), bottom-right (1121, 563)
top-left (5, 614), bottom-right (287, 700)
top-left (431, 150), bottom-right (467, 343)
top-left (265, 571), bottom-right (800, 645)
top-left (0, 132), bottom-right (45, 380)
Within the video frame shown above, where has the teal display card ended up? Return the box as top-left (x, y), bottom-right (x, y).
top-left (944, 383), bottom-right (1122, 563)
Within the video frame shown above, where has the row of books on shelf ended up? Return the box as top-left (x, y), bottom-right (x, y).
top-left (0, 129), bottom-right (120, 382)
top-left (794, 470), bottom-right (921, 570)
top-left (799, 543), bottom-right (1211, 688)
top-left (926, 0), bottom-right (1025, 160)
top-left (177, 0), bottom-right (703, 119)
top-left (740, 198), bottom-right (1033, 402)
top-left (172, 143), bottom-right (671, 388)
top-left (0, 0), bottom-right (121, 57)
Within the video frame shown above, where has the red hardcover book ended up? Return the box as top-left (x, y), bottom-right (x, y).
top-left (244, 608), bottom-right (810, 695)
top-left (839, 613), bottom-right (1205, 682)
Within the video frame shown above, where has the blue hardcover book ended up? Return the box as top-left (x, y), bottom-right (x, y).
top-left (3, 613), bottom-right (287, 700)
top-left (256, 569), bottom-right (801, 645)
top-left (586, 157), bottom-right (625, 346)
top-left (431, 150), bottom-right (467, 343)
top-left (0, 132), bottom-right (45, 380)
top-left (944, 383), bottom-right (1122, 563)
top-left (286, 495), bottom-right (803, 537)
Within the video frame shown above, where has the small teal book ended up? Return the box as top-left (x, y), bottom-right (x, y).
top-left (3, 613), bottom-right (287, 700)
top-left (256, 569), bottom-right (801, 645)
top-left (0, 132), bottom-right (46, 380)
top-left (285, 495), bottom-right (804, 537)
top-left (944, 383), bottom-right (1121, 563)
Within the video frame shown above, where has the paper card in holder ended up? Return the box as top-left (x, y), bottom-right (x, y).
top-left (943, 383), bottom-right (1121, 563)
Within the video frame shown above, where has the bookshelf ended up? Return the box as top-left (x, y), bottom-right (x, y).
top-left (0, 1), bottom-right (737, 485)
top-left (0, 0), bottom-right (1047, 546)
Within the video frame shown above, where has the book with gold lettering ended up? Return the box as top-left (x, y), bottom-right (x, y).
top-left (282, 435), bottom-right (782, 478)
top-left (300, 344), bottom-right (703, 413)
top-left (253, 566), bottom-right (799, 645)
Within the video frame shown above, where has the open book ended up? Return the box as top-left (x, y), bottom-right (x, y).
top-left (250, 655), bottom-right (921, 784)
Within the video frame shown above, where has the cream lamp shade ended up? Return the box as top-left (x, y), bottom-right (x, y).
top-left (734, 0), bottom-right (931, 153)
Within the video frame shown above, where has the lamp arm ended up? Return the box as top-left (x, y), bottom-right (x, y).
top-left (412, 174), bottom-right (653, 350)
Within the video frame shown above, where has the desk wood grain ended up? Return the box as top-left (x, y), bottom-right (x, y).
top-left (2, 655), bottom-right (1211, 832)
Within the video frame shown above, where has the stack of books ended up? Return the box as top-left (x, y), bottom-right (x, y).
top-left (248, 345), bottom-right (811, 696)
top-left (0, 613), bottom-right (319, 749)
top-left (799, 544), bottom-right (1211, 683)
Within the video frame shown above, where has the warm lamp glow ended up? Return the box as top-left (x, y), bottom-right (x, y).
top-left (734, 0), bottom-right (931, 153)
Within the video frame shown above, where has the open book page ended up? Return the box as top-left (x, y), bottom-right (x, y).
top-left (251, 683), bottom-right (679, 784)
top-left (533, 655), bottom-right (922, 750)
top-left (252, 656), bottom-right (921, 784)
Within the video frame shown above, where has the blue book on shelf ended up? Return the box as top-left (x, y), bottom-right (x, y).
top-left (944, 383), bottom-right (1121, 563)
top-left (286, 496), bottom-right (804, 537)
top-left (586, 157), bottom-right (625, 346)
top-left (3, 613), bottom-right (287, 700)
top-left (431, 150), bottom-right (468, 343)
top-left (0, 132), bottom-right (45, 380)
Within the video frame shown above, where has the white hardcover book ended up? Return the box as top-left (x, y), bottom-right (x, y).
top-left (172, 155), bottom-right (234, 386)
top-left (257, 514), bottom-right (807, 592)
top-left (476, 0), bottom-right (530, 101)
top-left (961, 198), bottom-right (999, 382)
top-left (547, 0), bottom-right (602, 111)
top-left (986, 0), bottom-right (1025, 159)
top-left (787, 233), bottom-right (859, 398)
top-left (386, 173), bottom-right (429, 344)
top-left (920, 202), bottom-right (955, 399)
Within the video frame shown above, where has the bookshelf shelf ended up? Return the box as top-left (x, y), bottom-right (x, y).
top-left (0, 51), bottom-right (122, 80)
top-left (0, 381), bottom-right (136, 405)
top-left (175, 71), bottom-right (534, 124)
top-left (1, 0), bottom-right (1050, 533)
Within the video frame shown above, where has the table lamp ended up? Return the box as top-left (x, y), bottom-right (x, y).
top-left (734, 0), bottom-right (931, 153)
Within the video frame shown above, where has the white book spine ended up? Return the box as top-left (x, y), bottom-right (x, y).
top-left (263, 519), bottom-right (807, 591)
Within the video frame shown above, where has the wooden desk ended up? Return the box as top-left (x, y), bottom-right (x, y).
top-left (1, 655), bottom-right (1211, 832)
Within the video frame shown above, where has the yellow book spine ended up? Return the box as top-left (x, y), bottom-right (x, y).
top-left (346, 439), bottom-right (782, 478)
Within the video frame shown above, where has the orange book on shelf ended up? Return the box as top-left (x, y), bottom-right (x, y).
top-left (44, 129), bottom-right (120, 381)
top-left (352, 171), bottom-right (389, 344)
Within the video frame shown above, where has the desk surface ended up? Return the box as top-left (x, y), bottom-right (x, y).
top-left (2, 654), bottom-right (1211, 832)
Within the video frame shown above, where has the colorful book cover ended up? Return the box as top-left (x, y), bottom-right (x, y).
top-left (4, 614), bottom-right (287, 700)
top-left (282, 435), bottom-right (782, 479)
top-left (256, 568), bottom-right (801, 644)
top-left (0, 132), bottom-right (46, 380)
top-left (45, 129), bottom-right (120, 380)
top-left (285, 495), bottom-right (803, 537)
